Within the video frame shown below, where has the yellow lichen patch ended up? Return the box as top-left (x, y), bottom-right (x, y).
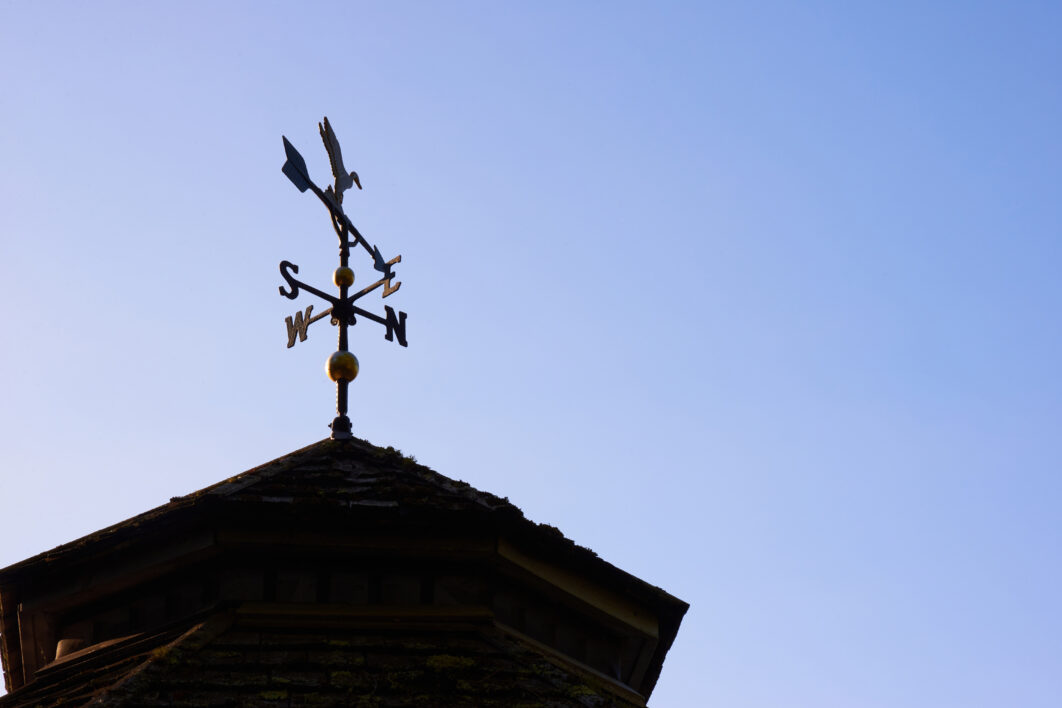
top-left (330, 669), bottom-right (360, 689)
top-left (258, 690), bottom-right (288, 700)
top-left (566, 683), bottom-right (598, 698)
top-left (425, 654), bottom-right (475, 670)
top-left (385, 670), bottom-right (424, 689)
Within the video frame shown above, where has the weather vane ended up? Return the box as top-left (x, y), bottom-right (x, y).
top-left (276, 117), bottom-right (407, 440)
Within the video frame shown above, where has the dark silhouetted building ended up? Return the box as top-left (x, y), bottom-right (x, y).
top-left (0, 438), bottom-right (686, 706)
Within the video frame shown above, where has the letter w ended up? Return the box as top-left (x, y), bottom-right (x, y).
top-left (286, 305), bottom-right (315, 348)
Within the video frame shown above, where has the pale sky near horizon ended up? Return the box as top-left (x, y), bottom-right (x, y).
top-left (2, 2), bottom-right (1061, 706)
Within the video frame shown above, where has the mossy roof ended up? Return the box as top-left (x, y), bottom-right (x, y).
top-left (1, 612), bottom-right (647, 707)
top-left (0, 437), bottom-right (687, 705)
top-left (0, 438), bottom-right (678, 611)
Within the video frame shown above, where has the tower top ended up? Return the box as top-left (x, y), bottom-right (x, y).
top-left (276, 118), bottom-right (407, 439)
top-left (0, 437), bottom-right (688, 705)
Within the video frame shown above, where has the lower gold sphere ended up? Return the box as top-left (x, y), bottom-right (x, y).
top-left (333, 266), bottom-right (355, 287)
top-left (326, 351), bottom-right (359, 382)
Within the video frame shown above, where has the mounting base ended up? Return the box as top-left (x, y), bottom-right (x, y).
top-left (330, 415), bottom-right (353, 440)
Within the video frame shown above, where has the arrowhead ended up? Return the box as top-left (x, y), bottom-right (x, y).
top-left (281, 136), bottom-right (312, 193)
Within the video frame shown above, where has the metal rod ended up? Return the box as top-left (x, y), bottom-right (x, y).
top-left (279, 120), bottom-right (406, 441)
top-left (337, 380), bottom-right (348, 416)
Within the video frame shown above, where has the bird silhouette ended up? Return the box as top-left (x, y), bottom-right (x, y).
top-left (319, 116), bottom-right (361, 205)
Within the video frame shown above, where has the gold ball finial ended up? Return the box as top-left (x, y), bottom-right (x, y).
top-left (326, 351), bottom-right (359, 382)
top-left (334, 267), bottom-right (355, 287)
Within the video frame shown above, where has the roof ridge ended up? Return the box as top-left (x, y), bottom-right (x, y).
top-left (0, 438), bottom-right (529, 580)
top-left (170, 437), bottom-right (337, 501)
top-left (201, 438), bottom-right (525, 518)
top-left (88, 614), bottom-right (235, 707)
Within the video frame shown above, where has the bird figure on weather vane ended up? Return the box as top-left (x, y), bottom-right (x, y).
top-left (276, 117), bottom-right (407, 440)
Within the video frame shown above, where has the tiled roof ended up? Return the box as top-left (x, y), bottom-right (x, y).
top-left (1, 438), bottom-right (669, 606)
top-left (0, 438), bottom-right (520, 578)
top-left (71, 615), bottom-right (644, 707)
top-left (0, 609), bottom-right (644, 707)
top-left (0, 627), bottom-right (186, 707)
top-left (0, 438), bottom-right (687, 706)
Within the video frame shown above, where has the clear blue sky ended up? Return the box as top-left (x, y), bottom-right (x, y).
top-left (2, 2), bottom-right (1060, 705)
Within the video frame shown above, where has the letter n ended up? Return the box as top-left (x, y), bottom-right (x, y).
top-left (384, 306), bottom-right (408, 347)
top-left (285, 305), bottom-right (314, 348)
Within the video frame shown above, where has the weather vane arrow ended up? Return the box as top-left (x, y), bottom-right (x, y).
top-left (276, 117), bottom-right (408, 439)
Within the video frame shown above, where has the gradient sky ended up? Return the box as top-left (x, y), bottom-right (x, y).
top-left (2, 2), bottom-right (1061, 706)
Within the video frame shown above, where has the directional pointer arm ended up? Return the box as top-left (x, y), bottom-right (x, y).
top-left (282, 137), bottom-right (400, 270)
top-left (283, 137), bottom-right (357, 237)
top-left (352, 305), bottom-right (407, 347)
top-left (278, 260), bottom-right (340, 306)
